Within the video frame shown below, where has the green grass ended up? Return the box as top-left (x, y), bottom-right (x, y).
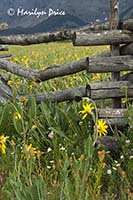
top-left (0, 42), bottom-right (132, 200)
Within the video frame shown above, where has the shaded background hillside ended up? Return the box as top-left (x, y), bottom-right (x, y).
top-left (0, 0), bottom-right (132, 35)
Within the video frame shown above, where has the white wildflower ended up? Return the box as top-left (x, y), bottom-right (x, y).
top-left (112, 167), bottom-right (117, 171)
top-left (47, 166), bottom-right (51, 169)
top-left (120, 155), bottom-right (124, 159)
top-left (48, 131), bottom-right (54, 139)
top-left (47, 147), bottom-right (52, 153)
top-left (49, 160), bottom-right (54, 164)
top-left (107, 169), bottom-right (112, 174)
top-left (59, 146), bottom-right (65, 151)
top-left (126, 140), bottom-right (130, 144)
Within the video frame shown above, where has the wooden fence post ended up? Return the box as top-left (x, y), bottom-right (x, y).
top-left (110, 0), bottom-right (121, 108)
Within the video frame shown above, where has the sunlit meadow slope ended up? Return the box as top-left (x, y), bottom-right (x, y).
top-left (0, 42), bottom-right (132, 200)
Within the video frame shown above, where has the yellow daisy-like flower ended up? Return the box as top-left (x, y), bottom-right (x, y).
top-left (79, 102), bottom-right (94, 120)
top-left (22, 144), bottom-right (37, 160)
top-left (92, 73), bottom-right (101, 81)
top-left (20, 97), bottom-right (28, 104)
top-left (7, 80), bottom-right (13, 87)
top-left (14, 57), bottom-right (19, 63)
top-left (14, 112), bottom-right (21, 120)
top-left (0, 135), bottom-right (9, 154)
top-left (22, 144), bottom-right (42, 160)
top-left (21, 56), bottom-right (29, 66)
top-left (97, 119), bottom-right (108, 137)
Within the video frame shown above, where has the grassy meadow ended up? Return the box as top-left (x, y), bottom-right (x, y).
top-left (0, 42), bottom-right (132, 200)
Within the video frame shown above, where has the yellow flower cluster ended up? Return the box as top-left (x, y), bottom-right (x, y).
top-left (79, 101), bottom-right (108, 137)
top-left (31, 51), bottom-right (39, 57)
top-left (21, 56), bottom-right (29, 66)
top-left (92, 73), bottom-right (101, 81)
top-left (14, 112), bottom-right (21, 120)
top-left (14, 57), bottom-right (19, 63)
top-left (22, 144), bottom-right (42, 160)
top-left (7, 80), bottom-right (13, 87)
top-left (20, 97), bottom-right (28, 104)
top-left (0, 135), bottom-right (9, 154)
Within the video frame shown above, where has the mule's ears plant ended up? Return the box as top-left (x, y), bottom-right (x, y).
top-left (78, 101), bottom-right (94, 120)
top-left (97, 119), bottom-right (108, 137)
top-left (0, 134), bottom-right (9, 154)
top-left (79, 97), bottom-right (108, 145)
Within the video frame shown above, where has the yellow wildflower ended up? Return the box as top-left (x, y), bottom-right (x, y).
top-left (31, 125), bottom-right (37, 130)
top-left (92, 73), bottom-right (101, 81)
top-left (14, 112), bottom-right (21, 120)
top-left (36, 150), bottom-right (42, 159)
top-left (97, 119), bottom-right (108, 137)
top-left (14, 57), bottom-right (19, 63)
top-left (32, 51), bottom-right (39, 57)
top-left (23, 144), bottom-right (37, 160)
top-left (29, 84), bottom-right (33, 91)
top-left (29, 80), bottom-right (36, 91)
top-left (20, 97), bottom-right (28, 104)
top-left (79, 102), bottom-right (94, 120)
top-left (7, 80), bottom-right (13, 87)
top-left (11, 140), bottom-right (15, 146)
top-left (21, 56), bottom-right (29, 66)
top-left (0, 135), bottom-right (9, 154)
top-left (22, 144), bottom-right (42, 160)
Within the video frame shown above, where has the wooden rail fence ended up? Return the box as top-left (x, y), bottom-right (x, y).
top-left (0, 0), bottom-right (132, 127)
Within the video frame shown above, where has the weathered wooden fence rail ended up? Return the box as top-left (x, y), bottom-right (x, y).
top-left (0, 19), bottom-right (133, 45)
top-left (0, 45), bottom-right (8, 51)
top-left (0, 55), bottom-right (132, 81)
top-left (0, 54), bottom-right (13, 59)
top-left (23, 81), bottom-right (132, 103)
top-left (73, 30), bottom-right (133, 46)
